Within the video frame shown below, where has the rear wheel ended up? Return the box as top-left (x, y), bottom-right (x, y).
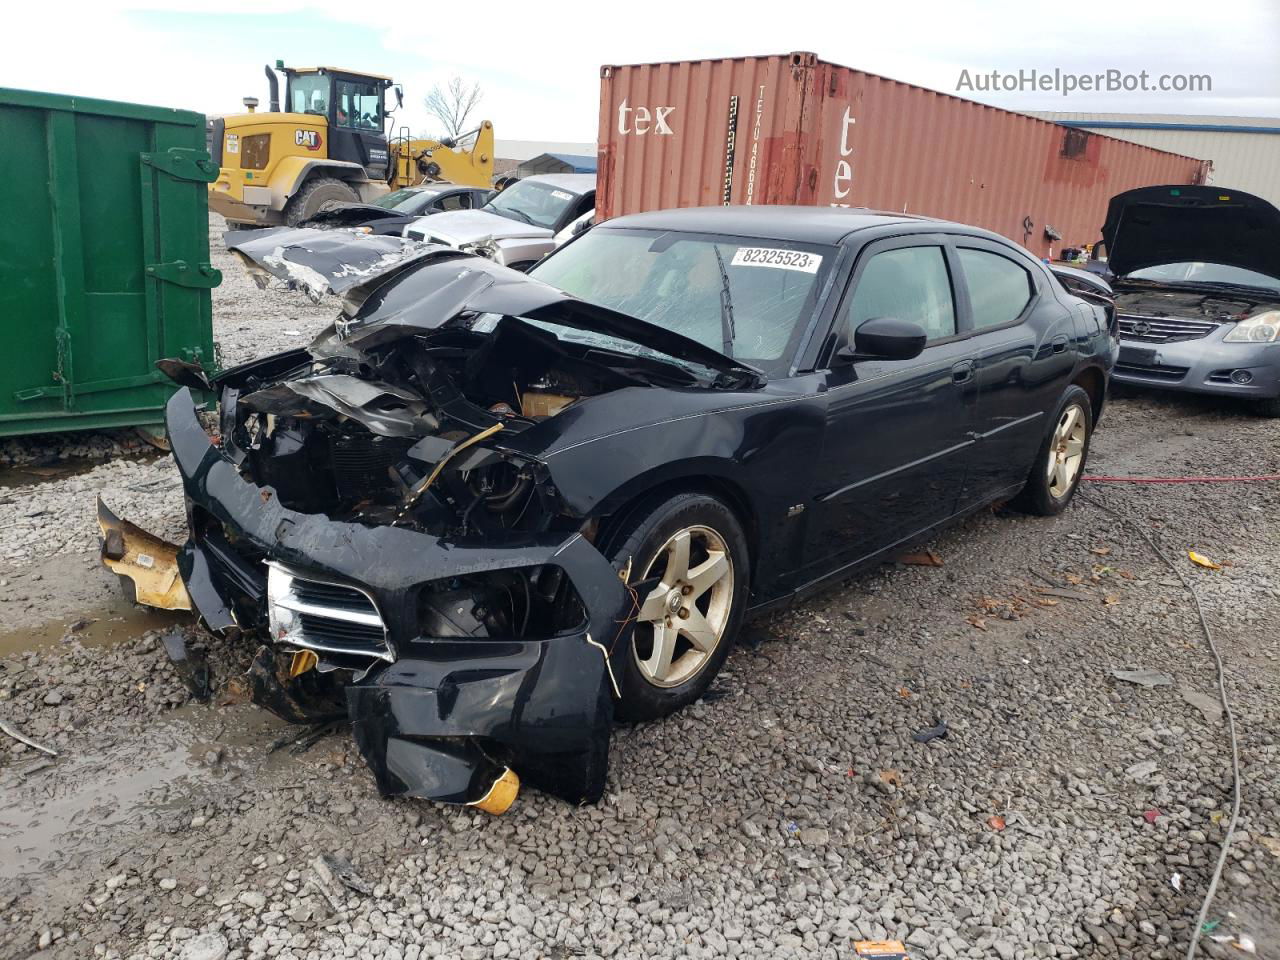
top-left (285, 177), bottom-right (359, 226)
top-left (605, 493), bottom-right (749, 721)
top-left (1011, 385), bottom-right (1092, 516)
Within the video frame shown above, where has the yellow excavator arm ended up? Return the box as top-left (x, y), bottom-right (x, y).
top-left (391, 120), bottom-right (494, 189)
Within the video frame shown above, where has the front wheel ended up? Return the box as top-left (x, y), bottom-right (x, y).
top-left (1011, 385), bottom-right (1093, 516)
top-left (284, 177), bottom-right (360, 226)
top-left (605, 493), bottom-right (749, 721)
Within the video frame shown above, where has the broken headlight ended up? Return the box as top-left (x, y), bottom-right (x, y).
top-left (415, 566), bottom-right (586, 641)
top-left (1224, 310), bottom-right (1280, 343)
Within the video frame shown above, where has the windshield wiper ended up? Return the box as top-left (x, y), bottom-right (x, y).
top-left (498, 207), bottom-right (535, 226)
top-left (711, 246), bottom-right (736, 358)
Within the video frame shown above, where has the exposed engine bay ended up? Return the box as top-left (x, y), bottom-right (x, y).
top-left (105, 247), bottom-right (761, 814)
top-left (1110, 279), bottom-right (1277, 323)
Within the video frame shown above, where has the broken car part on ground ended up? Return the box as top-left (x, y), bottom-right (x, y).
top-left (101, 206), bottom-right (1115, 813)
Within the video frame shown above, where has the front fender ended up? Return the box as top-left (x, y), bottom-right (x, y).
top-left (270, 157), bottom-right (369, 208)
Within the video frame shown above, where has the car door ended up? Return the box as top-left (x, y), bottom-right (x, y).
top-left (955, 240), bottom-right (1078, 506)
top-left (804, 236), bottom-right (979, 576)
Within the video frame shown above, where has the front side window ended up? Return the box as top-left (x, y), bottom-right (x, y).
top-left (959, 248), bottom-right (1034, 330)
top-left (335, 79), bottom-right (382, 130)
top-left (437, 192), bottom-right (470, 211)
top-left (530, 228), bottom-right (834, 376)
top-left (289, 75), bottom-right (329, 116)
top-left (845, 246), bottom-right (956, 342)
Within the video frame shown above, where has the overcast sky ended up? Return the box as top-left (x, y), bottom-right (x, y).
top-left (4, 0), bottom-right (1278, 142)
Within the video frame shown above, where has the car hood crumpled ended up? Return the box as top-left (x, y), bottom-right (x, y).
top-left (1102, 185), bottom-right (1280, 281)
top-left (407, 209), bottom-right (554, 243)
top-left (230, 229), bottom-right (764, 387)
top-left (225, 226), bottom-right (441, 301)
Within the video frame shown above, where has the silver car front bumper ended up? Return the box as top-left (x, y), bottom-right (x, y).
top-left (1112, 329), bottom-right (1280, 399)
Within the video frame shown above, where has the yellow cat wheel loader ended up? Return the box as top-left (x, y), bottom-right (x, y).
top-left (207, 61), bottom-right (494, 228)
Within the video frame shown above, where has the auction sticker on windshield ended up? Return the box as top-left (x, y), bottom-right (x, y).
top-left (731, 247), bottom-right (822, 273)
top-left (551, 190), bottom-right (574, 201)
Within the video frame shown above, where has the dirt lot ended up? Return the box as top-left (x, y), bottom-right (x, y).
top-left (0, 219), bottom-right (1276, 960)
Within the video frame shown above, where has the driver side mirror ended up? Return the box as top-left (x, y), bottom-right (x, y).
top-left (394, 86), bottom-right (404, 109)
top-left (835, 316), bottom-right (927, 363)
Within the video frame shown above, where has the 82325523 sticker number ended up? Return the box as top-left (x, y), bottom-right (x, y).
top-left (730, 247), bottom-right (822, 274)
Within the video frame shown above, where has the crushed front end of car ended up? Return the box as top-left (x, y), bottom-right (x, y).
top-left (106, 247), bottom-right (759, 812)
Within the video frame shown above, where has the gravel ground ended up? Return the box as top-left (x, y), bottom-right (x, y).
top-left (0, 225), bottom-right (1277, 960)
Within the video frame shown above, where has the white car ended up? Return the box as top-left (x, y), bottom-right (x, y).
top-left (403, 173), bottom-right (595, 271)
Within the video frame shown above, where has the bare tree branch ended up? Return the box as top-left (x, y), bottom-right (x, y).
top-left (424, 77), bottom-right (483, 142)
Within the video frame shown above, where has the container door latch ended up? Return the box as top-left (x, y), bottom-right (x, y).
top-left (145, 261), bottom-right (222, 288)
top-left (141, 148), bottom-right (220, 183)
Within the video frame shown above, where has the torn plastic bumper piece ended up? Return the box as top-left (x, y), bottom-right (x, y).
top-left (346, 635), bottom-right (614, 806)
top-left (97, 498), bottom-right (191, 611)
top-left (162, 388), bottom-right (626, 807)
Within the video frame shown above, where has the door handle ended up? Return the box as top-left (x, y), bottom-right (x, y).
top-left (952, 360), bottom-right (974, 384)
top-left (1051, 335), bottom-right (1068, 354)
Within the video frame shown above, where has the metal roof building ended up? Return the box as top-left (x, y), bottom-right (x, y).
top-left (1032, 113), bottom-right (1280, 206)
top-left (515, 152), bottom-right (597, 177)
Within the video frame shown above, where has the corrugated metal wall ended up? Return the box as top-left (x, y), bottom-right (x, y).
top-left (1033, 112), bottom-right (1280, 208)
top-left (598, 54), bottom-right (1211, 257)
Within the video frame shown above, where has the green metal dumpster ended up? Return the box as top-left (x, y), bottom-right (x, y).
top-left (0, 88), bottom-right (221, 437)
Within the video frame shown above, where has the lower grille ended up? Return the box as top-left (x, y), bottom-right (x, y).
top-left (1118, 313), bottom-right (1218, 343)
top-left (1115, 361), bottom-right (1190, 381)
top-left (267, 563), bottom-right (391, 661)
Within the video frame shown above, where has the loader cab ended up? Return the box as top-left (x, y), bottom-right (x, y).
top-left (284, 66), bottom-right (393, 180)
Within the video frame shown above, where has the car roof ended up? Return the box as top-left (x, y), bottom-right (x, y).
top-left (598, 205), bottom-right (994, 244)
top-left (521, 173), bottom-right (597, 193)
top-left (407, 183), bottom-right (478, 194)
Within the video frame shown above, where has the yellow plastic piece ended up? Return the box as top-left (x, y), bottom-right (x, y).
top-left (96, 498), bottom-right (191, 611)
top-left (1188, 550), bottom-right (1221, 570)
top-left (289, 649), bottom-right (319, 677)
top-left (468, 767), bottom-right (520, 816)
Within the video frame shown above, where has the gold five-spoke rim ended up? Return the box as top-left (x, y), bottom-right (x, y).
top-left (631, 525), bottom-right (734, 688)
top-left (1047, 403), bottom-right (1087, 498)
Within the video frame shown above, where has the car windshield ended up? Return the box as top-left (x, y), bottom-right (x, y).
top-left (528, 228), bottom-right (834, 378)
top-left (373, 188), bottom-right (436, 212)
top-left (1127, 261), bottom-right (1280, 292)
top-left (483, 180), bottom-right (580, 230)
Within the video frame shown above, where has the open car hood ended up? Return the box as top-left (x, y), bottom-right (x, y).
top-left (1102, 185), bottom-right (1280, 281)
top-left (226, 228), bottom-right (764, 387)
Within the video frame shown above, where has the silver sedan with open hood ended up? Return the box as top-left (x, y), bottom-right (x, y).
top-left (1099, 185), bottom-right (1280, 415)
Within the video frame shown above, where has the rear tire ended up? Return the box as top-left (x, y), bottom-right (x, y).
top-left (604, 493), bottom-right (749, 722)
top-left (285, 177), bottom-right (359, 227)
top-left (1011, 385), bottom-right (1093, 516)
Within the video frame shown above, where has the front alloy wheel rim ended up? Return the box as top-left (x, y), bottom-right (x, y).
top-left (632, 525), bottom-right (734, 688)
top-left (1047, 404), bottom-right (1087, 498)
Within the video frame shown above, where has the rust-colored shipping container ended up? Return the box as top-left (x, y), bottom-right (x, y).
top-left (596, 52), bottom-right (1211, 257)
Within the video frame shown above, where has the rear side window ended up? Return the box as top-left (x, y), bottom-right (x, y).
top-left (846, 246), bottom-right (956, 341)
top-left (959, 248), bottom-right (1034, 330)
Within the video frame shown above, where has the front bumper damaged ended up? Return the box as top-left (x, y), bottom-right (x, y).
top-left (164, 388), bottom-right (627, 809)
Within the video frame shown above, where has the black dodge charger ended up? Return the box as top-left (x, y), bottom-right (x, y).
top-left (140, 205), bottom-right (1116, 812)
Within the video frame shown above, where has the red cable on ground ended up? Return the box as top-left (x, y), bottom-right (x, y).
top-left (1084, 473), bottom-right (1280, 484)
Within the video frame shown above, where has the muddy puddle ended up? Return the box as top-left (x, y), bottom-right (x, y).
top-left (0, 450), bottom-right (163, 492)
top-left (0, 702), bottom-right (291, 884)
top-left (0, 598), bottom-right (187, 660)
